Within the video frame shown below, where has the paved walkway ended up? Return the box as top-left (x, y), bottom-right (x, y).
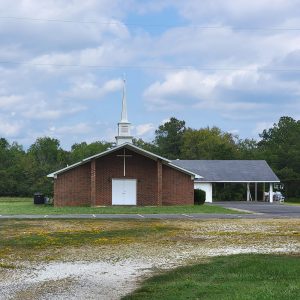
top-left (0, 202), bottom-right (299, 219)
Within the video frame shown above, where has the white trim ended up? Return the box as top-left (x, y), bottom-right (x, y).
top-left (47, 161), bottom-right (83, 178)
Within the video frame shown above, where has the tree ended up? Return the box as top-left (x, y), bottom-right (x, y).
top-left (132, 138), bottom-right (159, 154)
top-left (236, 138), bottom-right (259, 159)
top-left (258, 116), bottom-right (300, 197)
top-left (154, 117), bottom-right (186, 159)
top-left (0, 139), bottom-right (27, 196)
top-left (69, 141), bottom-right (112, 164)
top-left (28, 137), bottom-right (67, 168)
top-left (181, 127), bottom-right (238, 159)
top-left (27, 137), bottom-right (69, 195)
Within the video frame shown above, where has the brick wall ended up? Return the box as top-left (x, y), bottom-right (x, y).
top-left (162, 164), bottom-right (194, 205)
top-left (54, 163), bottom-right (91, 206)
top-left (94, 148), bottom-right (158, 205)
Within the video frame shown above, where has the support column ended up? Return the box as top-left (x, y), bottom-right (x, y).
top-left (206, 183), bottom-right (213, 203)
top-left (269, 183), bottom-right (274, 203)
top-left (247, 183), bottom-right (250, 201)
top-left (157, 160), bottom-right (162, 206)
top-left (255, 182), bottom-right (258, 201)
top-left (91, 160), bottom-right (96, 206)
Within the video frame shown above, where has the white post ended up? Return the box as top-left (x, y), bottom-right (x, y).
top-left (255, 182), bottom-right (258, 201)
top-left (269, 183), bottom-right (274, 203)
top-left (206, 183), bottom-right (213, 203)
top-left (247, 183), bottom-right (250, 202)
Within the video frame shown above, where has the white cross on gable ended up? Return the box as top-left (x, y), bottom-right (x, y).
top-left (116, 148), bottom-right (132, 176)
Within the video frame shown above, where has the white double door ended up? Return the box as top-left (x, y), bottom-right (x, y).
top-left (112, 179), bottom-right (137, 205)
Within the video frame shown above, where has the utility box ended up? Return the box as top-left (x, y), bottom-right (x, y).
top-left (34, 193), bottom-right (45, 204)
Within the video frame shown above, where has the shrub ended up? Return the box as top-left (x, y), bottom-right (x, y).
top-left (194, 189), bottom-right (206, 205)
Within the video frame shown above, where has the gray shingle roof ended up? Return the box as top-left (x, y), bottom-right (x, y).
top-left (171, 160), bottom-right (280, 182)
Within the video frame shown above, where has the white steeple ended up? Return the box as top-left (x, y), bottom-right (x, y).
top-left (121, 78), bottom-right (128, 122)
top-left (116, 78), bottom-right (133, 145)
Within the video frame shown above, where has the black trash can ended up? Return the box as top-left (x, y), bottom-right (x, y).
top-left (34, 192), bottom-right (45, 204)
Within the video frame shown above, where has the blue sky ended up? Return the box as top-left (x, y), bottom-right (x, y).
top-left (0, 0), bottom-right (300, 149)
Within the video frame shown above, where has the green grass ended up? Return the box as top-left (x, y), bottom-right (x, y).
top-left (0, 222), bottom-right (172, 249)
top-left (285, 197), bottom-right (300, 204)
top-left (0, 197), bottom-right (239, 215)
top-left (0, 262), bottom-right (16, 269)
top-left (123, 254), bottom-right (300, 300)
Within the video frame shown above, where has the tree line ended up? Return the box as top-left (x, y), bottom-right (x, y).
top-left (0, 116), bottom-right (299, 198)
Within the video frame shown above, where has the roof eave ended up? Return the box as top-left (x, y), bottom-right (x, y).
top-left (167, 162), bottom-right (202, 178)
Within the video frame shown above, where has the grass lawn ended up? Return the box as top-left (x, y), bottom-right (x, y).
top-left (0, 219), bottom-right (174, 252)
top-left (0, 197), bottom-right (239, 215)
top-left (285, 198), bottom-right (300, 205)
top-left (123, 254), bottom-right (300, 300)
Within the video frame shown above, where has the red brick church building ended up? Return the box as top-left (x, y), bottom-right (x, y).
top-left (48, 81), bottom-right (197, 206)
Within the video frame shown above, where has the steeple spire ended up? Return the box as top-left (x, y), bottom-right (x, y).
top-left (121, 77), bottom-right (128, 122)
top-left (115, 76), bottom-right (133, 146)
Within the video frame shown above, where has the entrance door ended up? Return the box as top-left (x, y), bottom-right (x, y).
top-left (112, 179), bottom-right (137, 205)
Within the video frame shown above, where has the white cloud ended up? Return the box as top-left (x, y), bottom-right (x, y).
top-left (169, 0), bottom-right (300, 26)
top-left (135, 123), bottom-right (155, 136)
top-left (160, 118), bottom-right (170, 125)
top-left (52, 123), bottom-right (92, 135)
top-left (63, 77), bottom-right (123, 100)
top-left (22, 99), bottom-right (85, 120)
top-left (0, 95), bottom-right (23, 109)
top-left (252, 121), bottom-right (274, 135)
top-left (0, 118), bottom-right (22, 137)
top-left (144, 69), bottom-right (271, 112)
top-left (228, 129), bottom-right (239, 135)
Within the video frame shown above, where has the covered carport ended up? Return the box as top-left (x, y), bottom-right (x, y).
top-left (171, 160), bottom-right (280, 203)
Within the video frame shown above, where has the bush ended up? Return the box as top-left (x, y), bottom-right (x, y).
top-left (194, 189), bottom-right (206, 205)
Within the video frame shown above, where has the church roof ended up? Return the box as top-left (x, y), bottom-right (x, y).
top-left (47, 143), bottom-right (200, 178)
top-left (171, 160), bottom-right (280, 183)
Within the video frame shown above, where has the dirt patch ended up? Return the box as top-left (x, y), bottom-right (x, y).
top-left (0, 218), bottom-right (299, 299)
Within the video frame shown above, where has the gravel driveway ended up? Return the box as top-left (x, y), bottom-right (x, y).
top-left (1, 218), bottom-right (299, 300)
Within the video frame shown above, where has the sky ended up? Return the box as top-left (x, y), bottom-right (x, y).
top-left (0, 0), bottom-right (300, 149)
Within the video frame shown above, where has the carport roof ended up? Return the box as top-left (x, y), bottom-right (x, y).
top-left (171, 160), bottom-right (280, 183)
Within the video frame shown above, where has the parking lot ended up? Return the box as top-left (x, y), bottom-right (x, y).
top-left (214, 201), bottom-right (300, 217)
